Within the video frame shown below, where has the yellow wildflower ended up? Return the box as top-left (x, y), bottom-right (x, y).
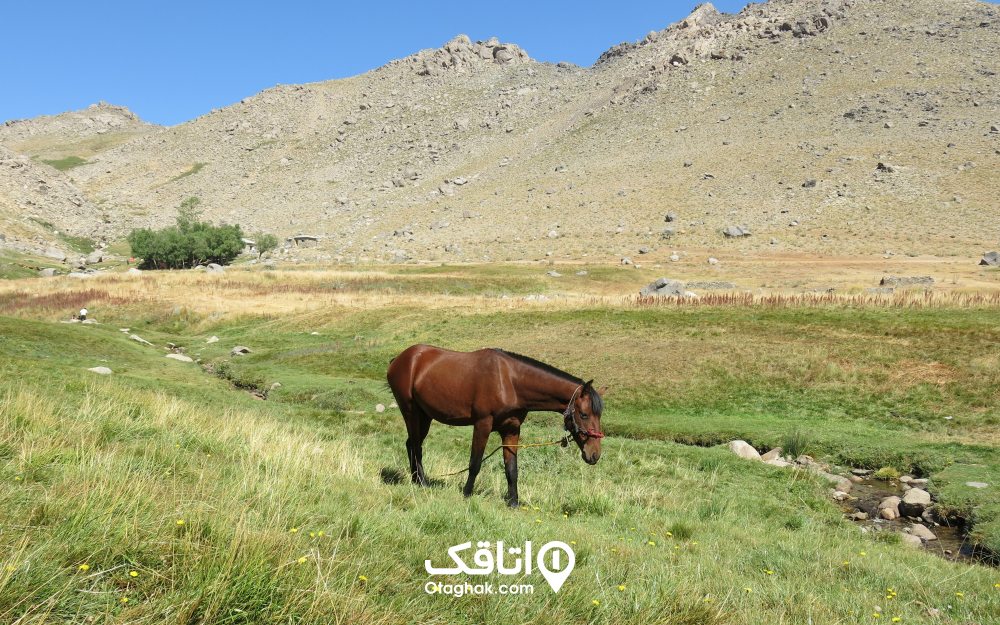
top-left (297, 556), bottom-right (307, 564)
top-left (592, 599), bottom-right (600, 606)
top-left (128, 571), bottom-right (138, 578)
top-left (617, 584), bottom-right (626, 591)
top-left (358, 575), bottom-right (368, 582)
top-left (176, 519), bottom-right (185, 526)
top-left (78, 564), bottom-right (90, 572)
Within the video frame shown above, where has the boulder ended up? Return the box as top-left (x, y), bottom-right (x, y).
top-left (640, 278), bottom-right (685, 297)
top-left (899, 533), bottom-right (923, 548)
top-left (760, 447), bottom-right (783, 462)
top-left (899, 488), bottom-right (932, 517)
top-left (722, 225), bottom-right (750, 238)
top-left (980, 252), bottom-right (1000, 267)
top-left (165, 354), bottom-right (193, 363)
top-left (129, 334), bottom-right (153, 346)
top-left (206, 263), bottom-right (225, 273)
top-left (39, 268), bottom-right (57, 277)
top-left (765, 457), bottom-right (792, 468)
top-left (86, 250), bottom-right (103, 265)
top-left (206, 336), bottom-right (220, 344)
top-left (87, 366), bottom-right (113, 375)
top-left (44, 248), bottom-right (66, 261)
top-left (909, 523), bottom-right (937, 541)
top-left (231, 346), bottom-right (252, 356)
top-left (849, 511), bottom-right (869, 521)
top-left (727, 440), bottom-right (761, 461)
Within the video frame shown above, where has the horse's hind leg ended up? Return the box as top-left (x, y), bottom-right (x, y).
top-left (402, 404), bottom-right (431, 487)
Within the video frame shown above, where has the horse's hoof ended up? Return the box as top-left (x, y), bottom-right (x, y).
top-left (507, 500), bottom-right (520, 509)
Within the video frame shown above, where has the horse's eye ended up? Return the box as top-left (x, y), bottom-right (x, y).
top-left (581, 413), bottom-right (590, 420)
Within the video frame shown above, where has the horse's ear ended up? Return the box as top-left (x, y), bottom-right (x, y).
top-left (597, 386), bottom-right (609, 397)
top-left (583, 379), bottom-right (594, 389)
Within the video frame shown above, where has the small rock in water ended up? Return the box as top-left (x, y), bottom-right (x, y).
top-left (849, 511), bottom-right (869, 521)
top-left (909, 523), bottom-right (937, 541)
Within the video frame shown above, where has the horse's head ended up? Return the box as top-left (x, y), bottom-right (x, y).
top-left (565, 380), bottom-right (605, 465)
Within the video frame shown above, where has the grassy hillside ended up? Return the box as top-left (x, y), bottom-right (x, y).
top-left (1, 267), bottom-right (998, 624)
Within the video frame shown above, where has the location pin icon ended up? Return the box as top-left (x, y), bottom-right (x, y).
top-left (536, 541), bottom-right (575, 592)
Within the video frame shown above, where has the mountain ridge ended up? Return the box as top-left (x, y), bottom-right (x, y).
top-left (1, 0), bottom-right (997, 263)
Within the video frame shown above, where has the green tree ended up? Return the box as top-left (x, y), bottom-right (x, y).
top-left (255, 233), bottom-right (279, 259)
top-left (127, 200), bottom-right (244, 269)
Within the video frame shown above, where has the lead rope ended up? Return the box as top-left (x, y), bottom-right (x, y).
top-left (434, 436), bottom-right (570, 478)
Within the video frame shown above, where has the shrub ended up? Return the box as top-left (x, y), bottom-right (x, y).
top-left (255, 233), bottom-right (279, 258)
top-left (783, 429), bottom-right (812, 458)
top-left (127, 200), bottom-right (244, 269)
top-left (874, 466), bottom-right (901, 481)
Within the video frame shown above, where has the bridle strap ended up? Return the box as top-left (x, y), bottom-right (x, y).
top-left (563, 384), bottom-right (605, 440)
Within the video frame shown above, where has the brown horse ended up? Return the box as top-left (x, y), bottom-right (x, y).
top-left (386, 344), bottom-right (605, 507)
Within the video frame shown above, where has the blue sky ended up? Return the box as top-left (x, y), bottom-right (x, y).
top-left (4, 0), bottom-right (754, 126)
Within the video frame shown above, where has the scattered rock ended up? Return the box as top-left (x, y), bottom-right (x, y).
top-left (87, 366), bottom-right (113, 375)
top-left (86, 250), bottom-right (103, 265)
top-left (375, 403), bottom-right (386, 413)
top-left (722, 225), bottom-right (751, 238)
top-left (965, 481), bottom-right (989, 489)
top-left (39, 268), bottom-right (57, 277)
top-left (165, 354), bottom-right (193, 363)
top-left (130, 334), bottom-right (153, 346)
top-left (231, 346), bottom-right (252, 356)
top-left (206, 263), bottom-right (225, 273)
top-left (850, 511), bottom-right (869, 521)
top-left (899, 533), bottom-right (923, 548)
top-left (664, 212), bottom-right (677, 223)
top-left (980, 252), bottom-right (1000, 267)
top-left (707, 257), bottom-right (719, 265)
top-left (546, 270), bottom-right (562, 277)
top-left (621, 257), bottom-right (633, 266)
top-left (44, 248), bottom-right (66, 262)
top-left (727, 440), bottom-right (761, 461)
top-left (206, 336), bottom-right (220, 344)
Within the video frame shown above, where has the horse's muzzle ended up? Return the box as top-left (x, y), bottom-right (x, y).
top-left (582, 450), bottom-right (601, 465)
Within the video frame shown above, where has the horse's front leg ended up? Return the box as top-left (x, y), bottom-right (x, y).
top-left (463, 418), bottom-right (492, 498)
top-left (501, 430), bottom-right (520, 508)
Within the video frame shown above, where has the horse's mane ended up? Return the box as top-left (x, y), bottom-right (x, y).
top-left (493, 349), bottom-right (603, 415)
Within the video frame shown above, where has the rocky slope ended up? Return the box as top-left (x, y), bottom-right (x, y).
top-left (1, 0), bottom-right (998, 263)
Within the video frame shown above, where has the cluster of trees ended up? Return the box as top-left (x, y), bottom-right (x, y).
top-left (127, 198), bottom-right (279, 269)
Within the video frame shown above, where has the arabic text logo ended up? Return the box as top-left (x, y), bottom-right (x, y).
top-left (424, 540), bottom-right (575, 593)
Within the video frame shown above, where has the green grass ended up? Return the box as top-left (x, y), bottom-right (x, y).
top-left (39, 155), bottom-right (88, 171)
top-left (1, 273), bottom-right (999, 624)
top-left (168, 162), bottom-right (206, 183)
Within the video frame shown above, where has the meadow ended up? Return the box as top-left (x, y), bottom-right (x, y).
top-left (1, 264), bottom-right (998, 624)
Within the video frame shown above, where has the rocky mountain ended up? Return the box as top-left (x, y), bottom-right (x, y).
top-left (1, 0), bottom-right (998, 263)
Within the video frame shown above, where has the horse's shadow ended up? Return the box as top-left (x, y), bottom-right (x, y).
top-left (379, 467), bottom-right (447, 489)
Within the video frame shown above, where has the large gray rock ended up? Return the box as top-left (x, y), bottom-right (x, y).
top-left (86, 250), bottom-right (103, 264)
top-left (899, 488), bottom-right (932, 517)
top-left (87, 366), bottom-right (113, 375)
top-left (44, 248), bottom-right (66, 261)
top-left (165, 353), bottom-right (193, 363)
top-left (727, 440), bottom-right (761, 461)
top-left (981, 252), bottom-right (1000, 267)
top-left (206, 263), bottom-right (225, 273)
top-left (899, 533), bottom-right (922, 548)
top-left (640, 277), bottom-right (685, 297)
top-left (39, 268), bottom-right (57, 277)
top-left (722, 225), bottom-right (751, 238)
top-left (231, 346), bottom-right (252, 356)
